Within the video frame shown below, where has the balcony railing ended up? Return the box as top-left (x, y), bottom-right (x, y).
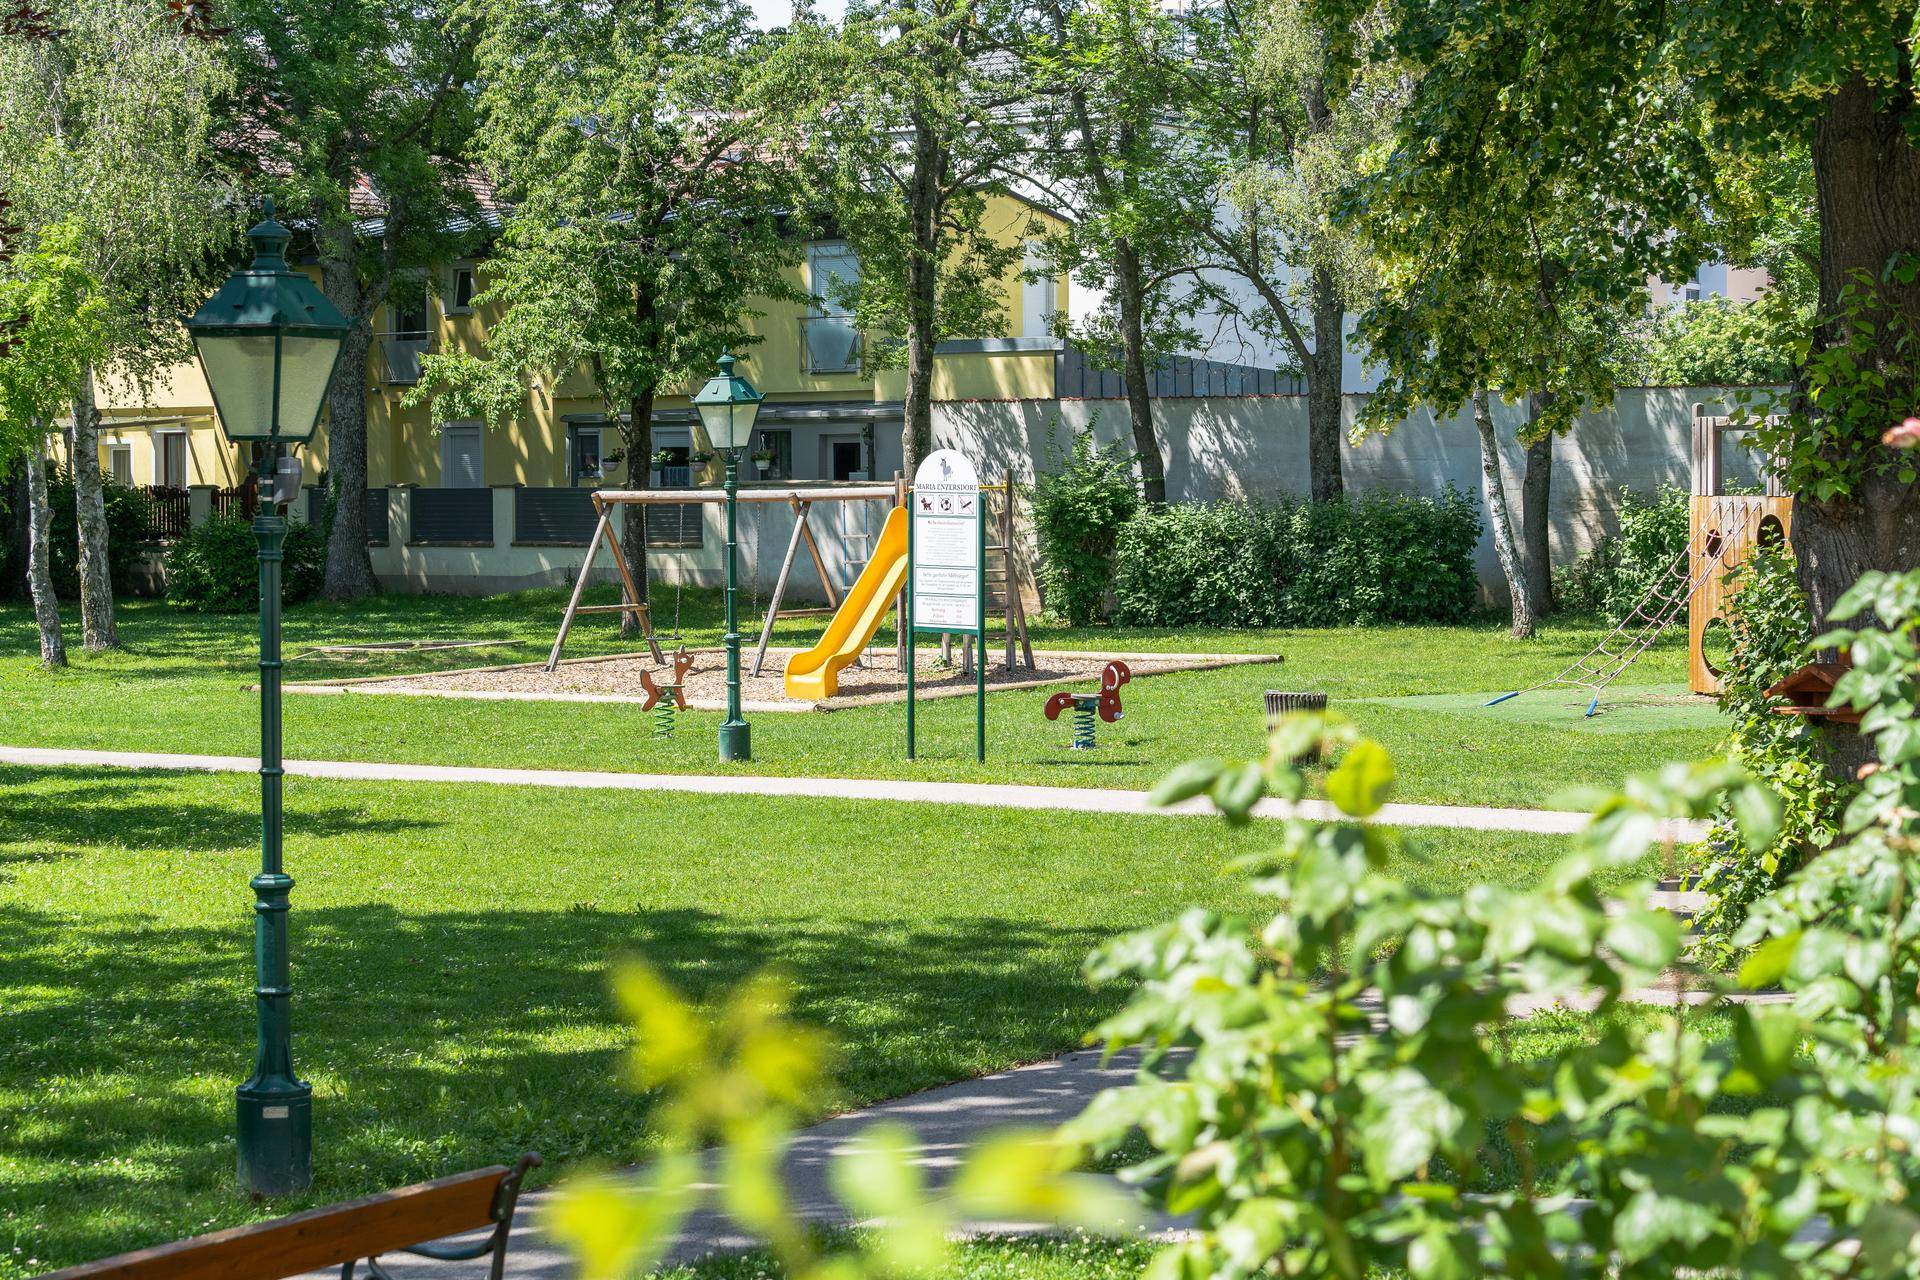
top-left (801, 315), bottom-right (862, 375)
top-left (377, 329), bottom-right (433, 384)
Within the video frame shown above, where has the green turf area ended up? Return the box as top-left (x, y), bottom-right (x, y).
top-left (0, 763), bottom-right (1586, 1274)
top-left (1354, 682), bottom-right (1725, 734)
top-left (0, 590), bottom-right (1726, 809)
top-left (659, 1233), bottom-right (1166, 1280)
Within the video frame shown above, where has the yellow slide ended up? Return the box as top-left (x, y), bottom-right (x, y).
top-left (784, 505), bottom-right (910, 701)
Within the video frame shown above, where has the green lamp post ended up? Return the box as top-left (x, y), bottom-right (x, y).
top-left (184, 198), bottom-right (350, 1195)
top-left (692, 351), bottom-right (764, 763)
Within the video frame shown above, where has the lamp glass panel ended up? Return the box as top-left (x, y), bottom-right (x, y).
top-left (699, 400), bottom-right (750, 452)
top-left (194, 334), bottom-right (279, 439)
top-left (274, 334), bottom-right (342, 441)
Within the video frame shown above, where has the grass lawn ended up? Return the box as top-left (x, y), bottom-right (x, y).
top-left (0, 588), bottom-right (1726, 809)
top-left (0, 761), bottom-right (1590, 1276)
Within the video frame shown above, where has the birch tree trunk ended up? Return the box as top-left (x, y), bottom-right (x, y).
top-left (69, 365), bottom-right (118, 650)
top-left (25, 433), bottom-right (68, 668)
top-left (1474, 392), bottom-right (1533, 639)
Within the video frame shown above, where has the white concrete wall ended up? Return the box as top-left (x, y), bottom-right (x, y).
top-left (365, 485), bottom-right (898, 604)
top-left (935, 386), bottom-right (1776, 604)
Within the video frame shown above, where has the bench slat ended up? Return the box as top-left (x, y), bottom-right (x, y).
top-left (37, 1166), bottom-right (510, 1280)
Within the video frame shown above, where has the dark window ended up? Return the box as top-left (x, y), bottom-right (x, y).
top-left (450, 267), bottom-right (477, 312)
top-left (569, 427), bottom-right (604, 485)
top-left (829, 440), bottom-right (862, 482)
top-left (392, 300), bottom-right (429, 337)
top-left (754, 429), bottom-right (792, 480)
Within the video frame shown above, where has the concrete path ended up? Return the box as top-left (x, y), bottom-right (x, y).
top-left (0, 745), bottom-right (1708, 839)
top-left (300, 1048), bottom-right (1169, 1279)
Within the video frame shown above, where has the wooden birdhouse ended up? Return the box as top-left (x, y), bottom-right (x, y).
top-left (1763, 659), bottom-right (1863, 725)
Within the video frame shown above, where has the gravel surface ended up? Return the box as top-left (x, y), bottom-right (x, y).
top-left (291, 647), bottom-right (1278, 710)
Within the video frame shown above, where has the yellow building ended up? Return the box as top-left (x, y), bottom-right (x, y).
top-left (91, 192), bottom-right (1072, 496)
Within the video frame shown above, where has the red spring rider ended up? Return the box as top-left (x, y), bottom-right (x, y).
top-left (1044, 660), bottom-right (1130, 749)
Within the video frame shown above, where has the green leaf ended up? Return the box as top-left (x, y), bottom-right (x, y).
top-left (1326, 739), bottom-right (1395, 817)
top-left (1612, 1186), bottom-right (1719, 1260)
top-left (1738, 933), bottom-right (1799, 989)
top-left (1605, 909), bottom-right (1681, 970)
top-left (1148, 758), bottom-right (1228, 808)
top-left (1210, 761), bottom-right (1268, 825)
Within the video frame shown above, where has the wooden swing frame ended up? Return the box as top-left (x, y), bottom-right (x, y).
top-left (544, 477), bottom-right (1036, 677)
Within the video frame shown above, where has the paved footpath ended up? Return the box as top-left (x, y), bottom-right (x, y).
top-left (300, 1048), bottom-right (1168, 1279)
top-left (0, 745), bottom-right (1707, 838)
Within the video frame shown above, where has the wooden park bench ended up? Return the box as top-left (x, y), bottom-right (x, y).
top-left (38, 1154), bottom-right (541, 1280)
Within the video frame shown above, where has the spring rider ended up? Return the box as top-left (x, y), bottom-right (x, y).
top-left (1044, 660), bottom-right (1130, 749)
top-left (640, 647), bottom-right (696, 738)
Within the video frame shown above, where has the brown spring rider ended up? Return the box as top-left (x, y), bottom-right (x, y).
top-left (640, 648), bottom-right (696, 737)
top-left (1044, 660), bottom-right (1130, 749)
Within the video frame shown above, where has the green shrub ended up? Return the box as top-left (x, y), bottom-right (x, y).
top-left (1029, 429), bottom-right (1139, 625)
top-left (29, 468), bottom-right (155, 598)
top-left (1690, 547), bottom-right (1843, 960)
top-left (165, 511), bottom-right (325, 611)
top-left (1554, 483), bottom-right (1691, 620)
top-left (1111, 488), bottom-right (1480, 628)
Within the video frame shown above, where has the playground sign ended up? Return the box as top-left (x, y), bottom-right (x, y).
top-left (906, 449), bottom-right (986, 761)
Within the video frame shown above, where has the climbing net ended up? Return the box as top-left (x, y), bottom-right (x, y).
top-left (1486, 528), bottom-right (1731, 717)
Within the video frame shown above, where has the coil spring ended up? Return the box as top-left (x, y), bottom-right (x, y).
top-left (653, 687), bottom-right (679, 738)
top-left (1071, 700), bottom-right (1097, 750)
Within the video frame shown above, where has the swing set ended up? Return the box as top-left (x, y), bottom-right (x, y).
top-left (543, 477), bottom-right (1034, 678)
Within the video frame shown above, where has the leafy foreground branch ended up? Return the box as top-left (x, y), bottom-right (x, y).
top-left (546, 566), bottom-right (1920, 1280)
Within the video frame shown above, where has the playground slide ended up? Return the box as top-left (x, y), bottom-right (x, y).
top-left (783, 505), bottom-right (910, 700)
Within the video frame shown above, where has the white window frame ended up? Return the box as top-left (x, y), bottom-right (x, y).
top-left (108, 441), bottom-right (134, 487)
top-left (1021, 240), bottom-right (1056, 338)
top-left (443, 263), bottom-right (478, 316)
top-left (804, 242), bottom-right (862, 374)
top-left (439, 423), bottom-right (485, 488)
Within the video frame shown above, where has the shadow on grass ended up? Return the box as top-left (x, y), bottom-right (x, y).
top-left (0, 813), bottom-right (1118, 1268)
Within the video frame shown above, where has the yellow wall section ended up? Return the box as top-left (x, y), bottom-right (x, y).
top-left (86, 196), bottom-right (1071, 489)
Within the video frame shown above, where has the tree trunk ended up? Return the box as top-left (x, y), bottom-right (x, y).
top-left (902, 112), bottom-right (943, 478)
top-left (1474, 393), bottom-right (1533, 639)
top-left (1791, 76), bottom-right (1920, 635)
top-left (619, 387), bottom-right (655, 636)
top-left (24, 433), bottom-right (67, 668)
top-left (1521, 416), bottom-right (1554, 618)
top-left (1307, 265), bottom-right (1345, 503)
top-left (69, 365), bottom-right (117, 650)
top-left (319, 214), bottom-right (381, 601)
top-left (1112, 238), bottom-right (1167, 505)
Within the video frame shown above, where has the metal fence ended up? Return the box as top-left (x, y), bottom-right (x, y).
top-left (515, 487), bottom-right (597, 545)
top-left (142, 486), bottom-right (191, 541)
top-left (409, 487), bottom-right (494, 544)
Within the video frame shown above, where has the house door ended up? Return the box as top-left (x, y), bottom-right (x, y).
top-left (156, 431), bottom-right (188, 488)
top-left (822, 436), bottom-right (864, 482)
top-left (440, 424), bottom-right (484, 487)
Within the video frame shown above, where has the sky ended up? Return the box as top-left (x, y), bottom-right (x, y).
top-left (747, 0), bottom-right (846, 26)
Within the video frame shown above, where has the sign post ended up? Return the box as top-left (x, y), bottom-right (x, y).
top-left (905, 449), bottom-right (986, 762)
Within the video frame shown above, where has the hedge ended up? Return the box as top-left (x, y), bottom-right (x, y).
top-left (1111, 489), bottom-right (1481, 627)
